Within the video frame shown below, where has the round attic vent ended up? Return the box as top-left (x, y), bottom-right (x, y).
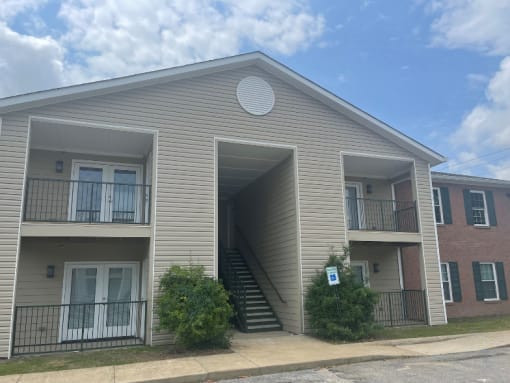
top-left (236, 76), bottom-right (275, 116)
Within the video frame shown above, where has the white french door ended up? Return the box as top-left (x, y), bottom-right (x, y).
top-left (345, 182), bottom-right (364, 230)
top-left (61, 262), bottom-right (139, 342)
top-left (70, 161), bottom-right (142, 223)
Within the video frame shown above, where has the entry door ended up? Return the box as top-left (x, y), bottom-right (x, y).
top-left (61, 263), bottom-right (139, 342)
top-left (345, 183), bottom-right (363, 230)
top-left (70, 162), bottom-right (141, 223)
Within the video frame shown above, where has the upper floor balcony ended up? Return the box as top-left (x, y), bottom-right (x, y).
top-left (345, 197), bottom-right (418, 233)
top-left (20, 117), bottom-right (155, 238)
top-left (24, 177), bottom-right (151, 224)
top-left (343, 153), bottom-right (422, 244)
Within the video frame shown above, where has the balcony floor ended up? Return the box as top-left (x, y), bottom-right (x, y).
top-left (21, 222), bottom-right (151, 238)
top-left (348, 230), bottom-right (421, 244)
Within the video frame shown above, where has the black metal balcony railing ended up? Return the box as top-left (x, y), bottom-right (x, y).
top-left (374, 290), bottom-right (427, 327)
top-left (24, 178), bottom-right (151, 224)
top-left (12, 301), bottom-right (147, 356)
top-left (345, 197), bottom-right (418, 233)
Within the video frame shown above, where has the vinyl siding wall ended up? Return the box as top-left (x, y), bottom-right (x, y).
top-left (0, 64), bottom-right (446, 350)
top-left (350, 245), bottom-right (401, 292)
top-left (234, 155), bottom-right (301, 333)
top-left (0, 114), bottom-right (29, 357)
top-left (16, 237), bottom-right (149, 306)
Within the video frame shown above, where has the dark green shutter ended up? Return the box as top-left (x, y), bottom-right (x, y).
top-left (485, 190), bottom-right (497, 226)
top-left (449, 262), bottom-right (462, 302)
top-left (472, 262), bottom-right (484, 301)
top-left (496, 262), bottom-right (508, 300)
top-left (440, 187), bottom-right (452, 224)
top-left (463, 189), bottom-right (473, 225)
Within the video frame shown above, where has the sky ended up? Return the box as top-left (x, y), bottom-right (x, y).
top-left (1, 1), bottom-right (510, 178)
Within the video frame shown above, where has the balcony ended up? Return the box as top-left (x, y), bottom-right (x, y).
top-left (346, 197), bottom-right (418, 233)
top-left (24, 178), bottom-right (151, 225)
top-left (345, 197), bottom-right (421, 244)
top-left (12, 300), bottom-right (147, 355)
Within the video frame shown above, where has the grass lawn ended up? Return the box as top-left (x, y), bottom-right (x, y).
top-left (373, 315), bottom-right (510, 340)
top-left (0, 345), bottom-right (230, 376)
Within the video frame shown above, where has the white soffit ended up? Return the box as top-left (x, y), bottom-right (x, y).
top-left (218, 141), bottom-right (292, 199)
top-left (343, 155), bottom-right (412, 179)
top-left (30, 120), bottom-right (153, 158)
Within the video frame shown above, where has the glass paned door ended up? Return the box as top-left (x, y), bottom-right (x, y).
top-left (61, 263), bottom-right (139, 342)
top-left (74, 167), bottom-right (104, 222)
top-left (62, 266), bottom-right (100, 341)
top-left (70, 162), bottom-right (141, 223)
top-left (112, 170), bottom-right (137, 223)
top-left (345, 184), bottom-right (363, 229)
top-left (103, 267), bottom-right (136, 337)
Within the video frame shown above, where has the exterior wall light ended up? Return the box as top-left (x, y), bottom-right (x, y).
top-left (373, 263), bottom-right (380, 273)
top-left (366, 184), bottom-right (373, 194)
top-left (55, 160), bottom-right (64, 173)
top-left (46, 265), bottom-right (55, 279)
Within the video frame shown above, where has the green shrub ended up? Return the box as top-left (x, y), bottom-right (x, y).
top-left (305, 247), bottom-right (379, 341)
top-left (157, 265), bottom-right (233, 349)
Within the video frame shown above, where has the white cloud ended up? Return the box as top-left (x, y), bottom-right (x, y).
top-left (0, 0), bottom-right (48, 21)
top-left (430, 0), bottom-right (510, 55)
top-left (0, 0), bottom-right (324, 97)
top-left (428, 1), bottom-right (510, 179)
top-left (0, 22), bottom-right (64, 97)
top-left (487, 159), bottom-right (510, 180)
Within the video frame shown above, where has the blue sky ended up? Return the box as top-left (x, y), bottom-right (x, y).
top-left (1, 1), bottom-right (510, 178)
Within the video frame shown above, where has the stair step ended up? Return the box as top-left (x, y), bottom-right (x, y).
top-left (223, 248), bottom-right (282, 334)
top-left (246, 299), bottom-right (268, 305)
top-left (246, 316), bottom-right (279, 323)
top-left (245, 324), bottom-right (282, 332)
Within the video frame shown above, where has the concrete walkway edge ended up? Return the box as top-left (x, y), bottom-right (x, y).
top-left (2, 330), bottom-right (510, 383)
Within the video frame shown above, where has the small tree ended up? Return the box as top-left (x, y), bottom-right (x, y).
top-left (305, 246), bottom-right (378, 341)
top-left (157, 265), bottom-right (233, 349)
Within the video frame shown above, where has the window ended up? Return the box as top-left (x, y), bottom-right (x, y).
top-left (480, 263), bottom-right (499, 300)
top-left (440, 263), bottom-right (453, 302)
top-left (432, 187), bottom-right (444, 224)
top-left (470, 190), bottom-right (488, 226)
top-left (350, 261), bottom-right (369, 287)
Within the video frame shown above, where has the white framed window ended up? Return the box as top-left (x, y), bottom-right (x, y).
top-left (470, 190), bottom-right (489, 226)
top-left (480, 262), bottom-right (499, 301)
top-left (350, 261), bottom-right (370, 287)
top-left (432, 187), bottom-right (444, 224)
top-left (440, 263), bottom-right (453, 303)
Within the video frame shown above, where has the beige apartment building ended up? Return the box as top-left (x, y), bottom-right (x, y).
top-left (0, 52), bottom-right (446, 358)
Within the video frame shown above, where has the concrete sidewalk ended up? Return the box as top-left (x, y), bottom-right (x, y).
top-left (2, 330), bottom-right (510, 383)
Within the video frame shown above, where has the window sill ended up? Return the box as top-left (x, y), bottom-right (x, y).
top-left (483, 298), bottom-right (501, 303)
top-left (473, 225), bottom-right (491, 229)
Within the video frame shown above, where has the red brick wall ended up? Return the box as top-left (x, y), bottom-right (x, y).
top-left (394, 180), bottom-right (423, 291)
top-left (435, 182), bottom-right (510, 318)
top-left (401, 245), bottom-right (422, 290)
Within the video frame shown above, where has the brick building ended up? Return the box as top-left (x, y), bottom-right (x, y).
top-left (430, 172), bottom-right (509, 318)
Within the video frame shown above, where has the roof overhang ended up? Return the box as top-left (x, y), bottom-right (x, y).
top-left (0, 51), bottom-right (446, 166)
top-left (432, 171), bottom-right (510, 188)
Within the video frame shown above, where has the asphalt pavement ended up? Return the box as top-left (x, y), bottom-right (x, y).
top-left (215, 346), bottom-right (510, 383)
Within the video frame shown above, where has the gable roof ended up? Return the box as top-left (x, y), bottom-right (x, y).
top-left (0, 51), bottom-right (445, 165)
top-left (432, 171), bottom-right (510, 188)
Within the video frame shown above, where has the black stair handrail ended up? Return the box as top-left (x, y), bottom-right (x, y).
top-left (219, 243), bottom-right (247, 331)
top-left (234, 225), bottom-right (287, 304)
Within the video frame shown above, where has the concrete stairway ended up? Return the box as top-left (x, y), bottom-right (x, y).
top-left (224, 248), bottom-right (282, 333)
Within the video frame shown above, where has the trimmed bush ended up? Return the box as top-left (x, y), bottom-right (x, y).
top-left (305, 247), bottom-right (379, 341)
top-left (157, 265), bottom-right (233, 349)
